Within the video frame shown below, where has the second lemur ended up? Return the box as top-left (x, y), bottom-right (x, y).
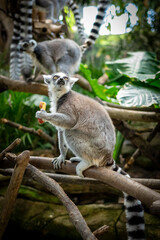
top-left (20, 39), bottom-right (81, 78)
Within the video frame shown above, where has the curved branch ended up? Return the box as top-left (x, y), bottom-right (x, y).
top-left (1, 156), bottom-right (160, 208)
top-left (0, 75), bottom-right (48, 96)
top-left (1, 75), bottom-right (160, 122)
top-left (105, 106), bottom-right (160, 122)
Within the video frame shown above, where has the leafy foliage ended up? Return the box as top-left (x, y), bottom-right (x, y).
top-left (117, 83), bottom-right (160, 107)
top-left (79, 64), bottom-right (119, 103)
top-left (105, 51), bottom-right (160, 107)
top-left (106, 51), bottom-right (160, 82)
top-left (0, 91), bottom-right (55, 152)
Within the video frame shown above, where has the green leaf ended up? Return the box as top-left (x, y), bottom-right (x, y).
top-left (146, 71), bottom-right (160, 89)
top-left (79, 64), bottom-right (119, 102)
top-left (117, 83), bottom-right (160, 107)
top-left (106, 51), bottom-right (160, 82)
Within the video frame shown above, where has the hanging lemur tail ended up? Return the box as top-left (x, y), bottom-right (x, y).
top-left (20, 0), bottom-right (33, 82)
top-left (10, 12), bottom-right (22, 80)
top-left (80, 0), bottom-right (110, 54)
top-left (10, 0), bottom-right (33, 81)
top-left (67, 0), bottom-right (86, 44)
top-left (111, 160), bottom-right (146, 240)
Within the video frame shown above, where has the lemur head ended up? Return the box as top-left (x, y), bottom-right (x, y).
top-left (43, 72), bottom-right (78, 94)
top-left (19, 39), bottom-right (37, 53)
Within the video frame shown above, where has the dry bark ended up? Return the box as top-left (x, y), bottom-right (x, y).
top-left (1, 156), bottom-right (160, 210)
top-left (0, 138), bottom-right (21, 161)
top-left (0, 152), bottom-right (97, 240)
top-left (0, 151), bottom-right (29, 239)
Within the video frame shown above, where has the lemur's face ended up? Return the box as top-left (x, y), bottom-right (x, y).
top-left (43, 72), bottom-right (78, 92)
top-left (19, 39), bottom-right (37, 53)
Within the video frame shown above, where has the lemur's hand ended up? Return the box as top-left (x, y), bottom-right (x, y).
top-left (35, 110), bottom-right (46, 119)
top-left (36, 101), bottom-right (46, 124)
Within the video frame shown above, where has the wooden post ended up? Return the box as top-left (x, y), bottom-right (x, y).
top-left (0, 151), bottom-right (30, 240)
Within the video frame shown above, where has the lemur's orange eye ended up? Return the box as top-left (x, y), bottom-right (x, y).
top-left (53, 76), bottom-right (58, 80)
top-left (64, 77), bottom-right (68, 81)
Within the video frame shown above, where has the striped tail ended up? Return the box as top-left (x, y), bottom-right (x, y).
top-left (10, 12), bottom-right (22, 80)
top-left (20, 0), bottom-right (33, 82)
top-left (67, 0), bottom-right (86, 44)
top-left (80, 0), bottom-right (110, 53)
top-left (111, 161), bottom-right (146, 240)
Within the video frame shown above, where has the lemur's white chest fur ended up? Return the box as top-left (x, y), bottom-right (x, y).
top-left (49, 87), bottom-right (69, 113)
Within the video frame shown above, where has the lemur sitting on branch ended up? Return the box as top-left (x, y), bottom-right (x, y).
top-left (36, 72), bottom-right (146, 240)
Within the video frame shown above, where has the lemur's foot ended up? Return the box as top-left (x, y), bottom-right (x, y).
top-left (52, 155), bottom-right (65, 169)
top-left (76, 161), bottom-right (93, 178)
top-left (25, 77), bottom-right (34, 83)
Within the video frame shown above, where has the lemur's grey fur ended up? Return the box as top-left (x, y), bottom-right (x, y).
top-left (35, 72), bottom-right (146, 240)
top-left (20, 39), bottom-right (81, 78)
top-left (36, 72), bottom-right (115, 176)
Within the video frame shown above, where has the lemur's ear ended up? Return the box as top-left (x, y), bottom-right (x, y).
top-left (43, 75), bottom-right (52, 84)
top-left (70, 77), bottom-right (78, 87)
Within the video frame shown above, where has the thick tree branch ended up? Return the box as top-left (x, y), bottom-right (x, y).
top-left (105, 106), bottom-right (160, 122)
top-left (1, 156), bottom-right (160, 210)
top-left (1, 169), bottom-right (160, 191)
top-left (2, 153), bottom-right (97, 240)
top-left (1, 75), bottom-right (160, 122)
top-left (0, 75), bottom-right (48, 95)
top-left (74, 74), bottom-right (92, 92)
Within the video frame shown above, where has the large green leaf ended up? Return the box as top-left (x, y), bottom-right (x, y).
top-left (106, 51), bottom-right (160, 82)
top-left (79, 64), bottom-right (119, 102)
top-left (117, 83), bottom-right (160, 107)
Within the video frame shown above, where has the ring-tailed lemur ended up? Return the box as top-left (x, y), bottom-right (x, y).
top-left (10, 0), bottom-right (85, 81)
top-left (19, 0), bottom-right (110, 80)
top-left (19, 38), bottom-right (81, 77)
top-left (35, 72), bottom-right (146, 240)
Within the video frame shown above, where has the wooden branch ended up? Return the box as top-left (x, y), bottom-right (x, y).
top-left (1, 169), bottom-right (160, 191)
top-left (73, 74), bottom-right (92, 92)
top-left (34, 22), bottom-right (66, 35)
top-left (25, 164), bottom-right (97, 240)
top-left (29, 158), bottom-right (160, 210)
top-left (105, 105), bottom-right (160, 122)
top-left (93, 225), bottom-right (109, 237)
top-left (1, 118), bottom-right (55, 147)
top-left (1, 75), bottom-right (160, 122)
top-left (1, 156), bottom-right (159, 209)
top-left (0, 75), bottom-right (48, 95)
top-left (113, 120), bottom-right (160, 167)
top-left (0, 138), bottom-right (21, 161)
top-left (1, 153), bottom-right (97, 239)
top-left (150, 200), bottom-right (160, 216)
top-left (98, 73), bottom-right (108, 85)
top-left (102, 100), bottom-right (160, 112)
top-left (0, 151), bottom-right (29, 239)
top-left (125, 121), bottom-right (160, 170)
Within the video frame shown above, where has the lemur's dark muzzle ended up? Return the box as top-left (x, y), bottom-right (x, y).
top-left (57, 78), bottom-right (65, 85)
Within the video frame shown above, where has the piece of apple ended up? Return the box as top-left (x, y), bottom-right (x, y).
top-left (38, 101), bottom-right (46, 124)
